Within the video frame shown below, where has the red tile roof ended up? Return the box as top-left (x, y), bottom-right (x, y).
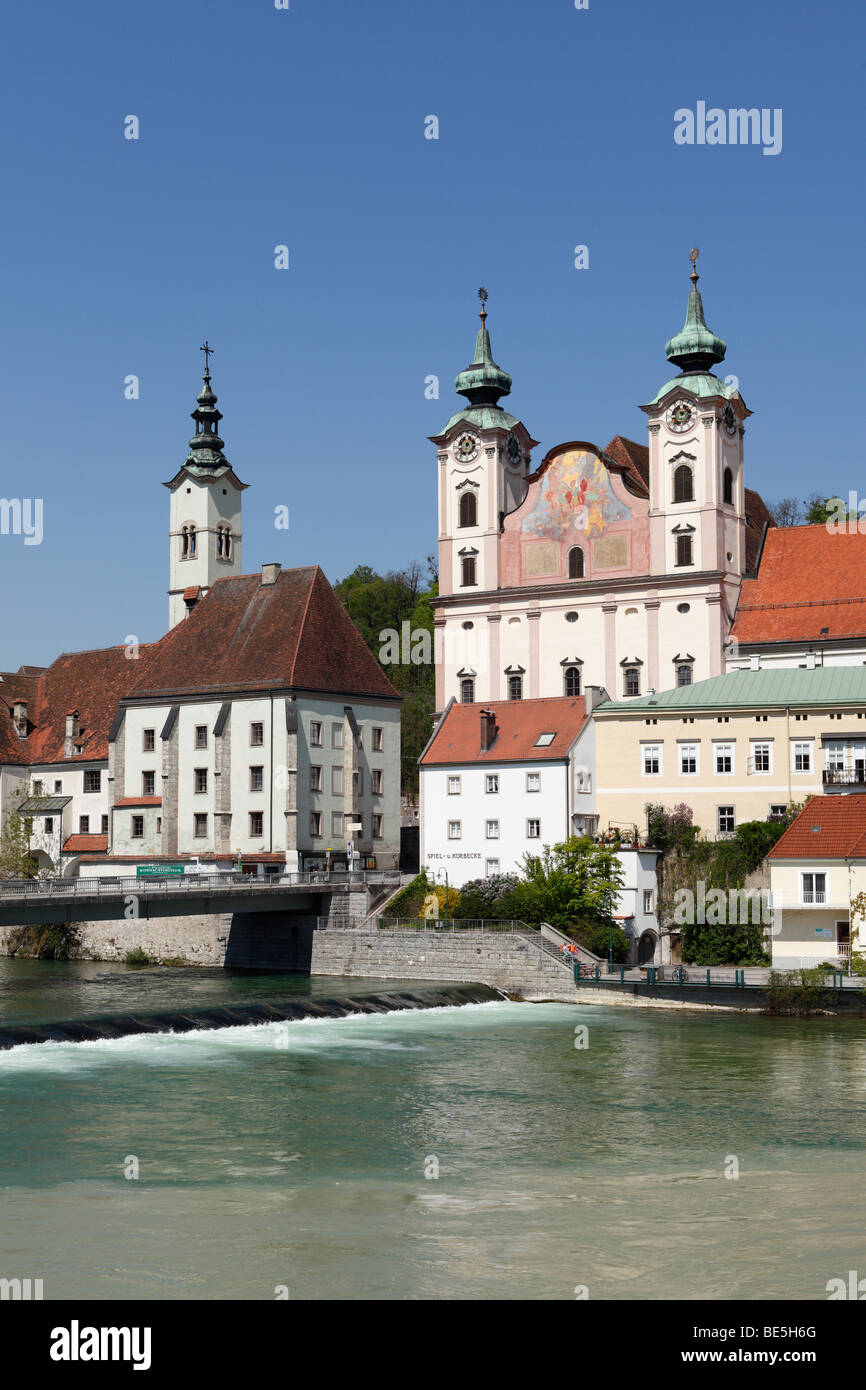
top-left (768, 796), bottom-right (866, 860)
top-left (128, 566), bottom-right (399, 701)
top-left (114, 797), bottom-right (162, 807)
top-left (732, 525), bottom-right (866, 645)
top-left (420, 697), bottom-right (588, 765)
top-left (603, 436), bottom-right (649, 497)
top-left (62, 834), bottom-right (109, 853)
top-left (0, 647), bottom-right (152, 767)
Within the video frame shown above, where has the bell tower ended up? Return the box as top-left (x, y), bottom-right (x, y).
top-left (642, 252), bottom-right (751, 582)
top-left (164, 345), bottom-right (248, 629)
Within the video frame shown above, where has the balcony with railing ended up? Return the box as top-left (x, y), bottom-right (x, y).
top-left (823, 767), bottom-right (866, 791)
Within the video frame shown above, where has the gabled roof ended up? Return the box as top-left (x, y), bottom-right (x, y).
top-left (126, 566), bottom-right (399, 701)
top-left (595, 665), bottom-right (866, 715)
top-left (768, 797), bottom-right (866, 861)
top-left (732, 525), bottom-right (866, 645)
top-left (0, 647), bottom-right (150, 767)
top-left (420, 697), bottom-right (588, 766)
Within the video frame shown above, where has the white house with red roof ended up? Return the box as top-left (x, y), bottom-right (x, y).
top-left (419, 691), bottom-right (661, 960)
top-left (432, 261), bottom-right (772, 712)
top-left (768, 796), bottom-right (866, 969)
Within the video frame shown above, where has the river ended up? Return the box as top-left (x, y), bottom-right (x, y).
top-left (0, 958), bottom-right (864, 1300)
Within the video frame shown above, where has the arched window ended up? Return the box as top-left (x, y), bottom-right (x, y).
top-left (723, 467), bottom-right (734, 506)
top-left (189, 524), bottom-right (197, 558)
top-left (224, 529), bottom-right (232, 560)
top-left (460, 677), bottom-right (475, 704)
top-left (564, 666), bottom-right (581, 697)
top-left (567, 546), bottom-right (584, 579)
top-left (673, 465), bottom-right (694, 503)
top-left (458, 492), bottom-right (477, 528)
top-left (676, 663), bottom-right (693, 687)
top-left (216, 526), bottom-right (224, 557)
top-left (181, 526), bottom-right (189, 559)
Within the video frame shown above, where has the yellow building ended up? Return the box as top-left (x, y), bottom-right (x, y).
top-left (593, 667), bottom-right (866, 840)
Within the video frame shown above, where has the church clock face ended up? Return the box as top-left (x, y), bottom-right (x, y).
top-left (454, 432), bottom-right (479, 463)
top-left (723, 403), bottom-right (737, 436)
top-left (506, 433), bottom-right (521, 465)
top-left (666, 400), bottom-right (696, 433)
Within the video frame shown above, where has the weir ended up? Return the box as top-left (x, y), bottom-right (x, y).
top-left (0, 983), bottom-right (503, 1050)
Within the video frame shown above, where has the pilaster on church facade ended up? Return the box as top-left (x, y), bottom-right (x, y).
top-left (432, 261), bottom-right (772, 711)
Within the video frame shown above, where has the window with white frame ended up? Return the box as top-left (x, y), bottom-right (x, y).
top-left (142, 770), bottom-right (156, 796)
top-left (769, 804), bottom-right (787, 822)
top-left (250, 721), bottom-right (264, 747)
top-left (250, 811), bottom-right (264, 837)
top-left (527, 818), bottom-right (541, 839)
top-left (751, 741), bottom-right (772, 774)
top-left (485, 858), bottom-right (500, 877)
top-left (310, 765), bottom-right (322, 792)
top-left (372, 726), bottom-right (383, 751)
top-left (195, 725), bottom-right (208, 750)
top-left (679, 744), bottom-right (698, 775)
top-left (310, 721), bottom-right (323, 747)
top-left (801, 871), bottom-right (826, 904)
top-left (371, 769), bottom-right (383, 794)
top-left (526, 772), bottom-right (540, 793)
top-left (485, 819), bottom-right (499, 839)
top-left (643, 889), bottom-right (653, 913)
top-left (485, 774), bottom-right (499, 794)
top-left (331, 723), bottom-right (343, 749)
top-left (792, 740), bottom-right (813, 773)
top-left (717, 805), bottom-right (735, 834)
top-left (642, 744), bottom-right (661, 775)
top-left (714, 743), bottom-right (734, 774)
top-left (331, 766), bottom-right (344, 796)
top-left (448, 820), bottom-right (461, 840)
top-left (447, 775), bottom-right (461, 795)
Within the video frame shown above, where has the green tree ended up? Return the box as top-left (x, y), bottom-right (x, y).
top-left (0, 792), bottom-right (38, 881)
top-left (497, 836), bottom-right (625, 935)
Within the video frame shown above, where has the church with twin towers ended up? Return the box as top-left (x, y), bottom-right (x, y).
top-left (430, 258), bottom-right (772, 711)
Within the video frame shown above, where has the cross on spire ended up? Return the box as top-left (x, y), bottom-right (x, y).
top-left (200, 340), bottom-right (215, 373)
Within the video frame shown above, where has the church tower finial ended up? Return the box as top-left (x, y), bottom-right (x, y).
top-left (454, 287), bottom-right (512, 408)
top-left (664, 248), bottom-right (727, 374)
top-left (184, 343), bottom-right (229, 471)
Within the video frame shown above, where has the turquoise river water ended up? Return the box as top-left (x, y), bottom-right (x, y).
top-left (1, 958), bottom-right (865, 1300)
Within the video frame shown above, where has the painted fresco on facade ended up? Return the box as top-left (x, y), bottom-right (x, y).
top-left (521, 450), bottom-right (631, 540)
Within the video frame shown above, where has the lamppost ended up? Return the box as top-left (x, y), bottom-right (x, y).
top-left (608, 887), bottom-right (614, 976)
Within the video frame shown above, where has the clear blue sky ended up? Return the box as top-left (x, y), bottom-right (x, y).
top-left (1, 0), bottom-right (863, 667)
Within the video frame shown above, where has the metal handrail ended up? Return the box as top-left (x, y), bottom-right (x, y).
top-left (0, 869), bottom-right (401, 900)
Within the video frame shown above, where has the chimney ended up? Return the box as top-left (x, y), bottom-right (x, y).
top-left (480, 708), bottom-right (497, 752)
top-left (583, 685), bottom-right (609, 716)
top-left (261, 562), bottom-right (281, 587)
top-left (13, 700), bottom-right (28, 739)
top-left (64, 710), bottom-right (80, 758)
top-left (805, 652), bottom-right (816, 671)
top-left (749, 654), bottom-right (761, 671)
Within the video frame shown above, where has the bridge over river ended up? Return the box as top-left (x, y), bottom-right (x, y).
top-left (0, 870), bottom-right (401, 927)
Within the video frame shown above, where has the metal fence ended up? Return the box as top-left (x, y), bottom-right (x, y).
top-left (316, 915), bottom-right (535, 934)
top-left (0, 869), bottom-right (401, 900)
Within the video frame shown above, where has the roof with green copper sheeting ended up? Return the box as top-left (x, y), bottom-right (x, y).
top-left (595, 666), bottom-right (866, 715)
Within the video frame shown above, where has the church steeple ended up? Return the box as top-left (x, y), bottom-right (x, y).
top-left (663, 250), bottom-right (727, 375)
top-left (164, 344), bottom-right (247, 630)
top-left (454, 288), bottom-right (513, 408)
top-left (184, 341), bottom-right (229, 471)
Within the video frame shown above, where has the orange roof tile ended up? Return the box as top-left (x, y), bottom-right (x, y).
top-left (420, 697), bottom-right (588, 765)
top-left (768, 796), bottom-right (866, 860)
top-left (62, 834), bottom-right (109, 853)
top-left (732, 526), bottom-right (866, 645)
top-left (114, 797), bottom-right (162, 808)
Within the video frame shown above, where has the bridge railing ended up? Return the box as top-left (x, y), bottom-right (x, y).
top-left (316, 916), bottom-right (537, 933)
top-left (0, 869), bottom-right (401, 900)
